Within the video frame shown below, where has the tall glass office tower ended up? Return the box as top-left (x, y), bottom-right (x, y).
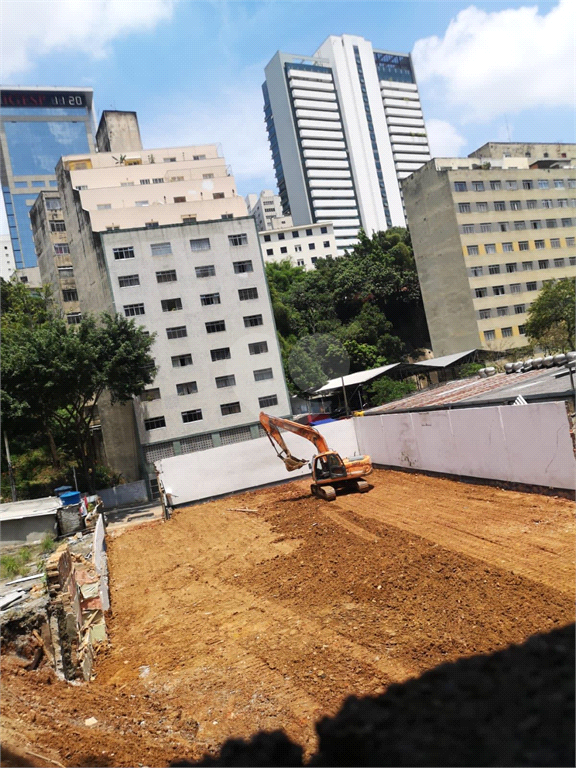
top-left (1, 87), bottom-right (95, 268)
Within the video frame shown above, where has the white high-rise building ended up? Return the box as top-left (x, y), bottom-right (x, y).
top-left (0, 234), bottom-right (17, 281)
top-left (263, 35), bottom-right (430, 251)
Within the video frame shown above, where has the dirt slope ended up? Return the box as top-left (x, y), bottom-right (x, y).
top-left (2, 469), bottom-right (574, 767)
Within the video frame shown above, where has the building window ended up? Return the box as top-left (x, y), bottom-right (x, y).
top-left (501, 327), bottom-right (513, 338)
top-left (244, 314), bottom-right (263, 327)
top-left (193, 155), bottom-right (206, 161)
top-left (320, 226), bottom-right (328, 234)
top-left (514, 221), bottom-right (526, 230)
top-left (522, 180), bottom-right (533, 190)
top-left (475, 288), bottom-right (487, 298)
top-left (172, 354), bottom-right (193, 367)
top-left (485, 244), bottom-right (496, 254)
top-left (249, 341), bottom-right (268, 355)
top-left (467, 245), bottom-right (479, 256)
top-left (182, 409), bottom-right (203, 423)
top-left (506, 263), bottom-right (517, 273)
top-left (200, 293), bottom-right (220, 306)
top-left (490, 181), bottom-right (501, 190)
top-left (471, 266), bottom-right (483, 277)
top-left (527, 282), bottom-right (538, 291)
top-left (135, 201), bottom-right (149, 207)
top-left (152, 178), bottom-right (164, 184)
top-left (527, 200), bottom-right (537, 209)
top-left (297, 259), bottom-right (305, 267)
top-left (66, 312), bottom-right (82, 325)
top-left (542, 199), bottom-right (553, 209)
top-left (145, 222), bottom-right (159, 229)
top-left (522, 261), bottom-right (533, 271)
top-left (203, 173), bottom-right (214, 179)
top-left (502, 242), bottom-right (514, 252)
top-left (113, 247), bottom-right (135, 260)
top-left (493, 285), bottom-right (505, 295)
top-left (546, 219), bottom-right (557, 229)
top-left (190, 237), bottom-right (211, 251)
top-left (294, 245), bottom-right (302, 253)
top-left (277, 233), bottom-right (285, 241)
top-left (463, 224), bottom-right (475, 234)
top-left (550, 238), bottom-right (561, 249)
top-left (308, 243), bottom-right (316, 251)
top-left (531, 221), bottom-right (543, 230)
top-left (156, 269), bottom-right (177, 283)
top-left (166, 326), bottom-right (187, 339)
top-left (216, 375), bottom-right (236, 389)
top-left (488, 264), bottom-right (500, 275)
top-left (538, 180), bottom-right (549, 189)
top-left (518, 325), bottom-right (526, 334)
top-left (505, 181), bottom-right (518, 190)
top-left (195, 265), bottom-right (216, 278)
top-left (97, 203), bottom-right (112, 210)
top-left (494, 202), bottom-right (506, 211)
top-left (499, 222), bottom-right (509, 232)
top-left (221, 402), bottom-right (241, 416)
top-left (479, 223), bottom-right (491, 233)
top-left (150, 242), bottom-right (172, 256)
top-left (323, 241), bottom-right (331, 248)
top-left (259, 394), bottom-right (278, 408)
top-left (177, 381), bottom-right (198, 395)
top-left (514, 304), bottom-right (525, 314)
top-left (311, 257), bottom-right (318, 264)
top-left (567, 237), bottom-right (576, 247)
top-left (306, 228), bottom-right (313, 236)
top-left (140, 179), bottom-right (151, 185)
top-left (472, 181), bottom-right (484, 192)
top-left (458, 203), bottom-right (471, 213)
top-left (538, 259), bottom-right (549, 269)
top-left (46, 198), bottom-right (61, 210)
top-left (118, 274), bottom-right (140, 287)
top-left (229, 233), bottom-right (248, 246)
top-left (569, 256), bottom-right (576, 265)
top-left (161, 298), bottom-right (183, 312)
top-left (454, 182), bottom-right (467, 191)
top-left (476, 202), bottom-right (488, 212)
top-left (554, 180), bottom-right (565, 189)
top-left (554, 258), bottom-right (564, 268)
top-left (50, 221), bottom-right (66, 232)
top-left (54, 244), bottom-right (70, 255)
top-left (557, 199), bottom-right (568, 208)
top-left (211, 347), bottom-right (231, 361)
top-left (144, 416), bottom-right (166, 431)
top-left (534, 240), bottom-right (545, 249)
top-left (561, 218), bottom-right (573, 227)
top-left (266, 248), bottom-right (274, 256)
top-left (510, 201), bottom-right (521, 211)
top-left (479, 309), bottom-right (491, 319)
top-left (206, 320), bottom-right (226, 334)
top-left (239, 287), bottom-right (258, 301)
top-left (254, 368), bottom-right (273, 381)
top-left (569, 180), bottom-right (576, 189)
top-left (221, 214), bottom-right (233, 220)
top-left (497, 306), bottom-right (508, 316)
top-left (124, 303), bottom-right (145, 316)
top-left (484, 330), bottom-right (495, 341)
top-left (518, 241), bottom-right (529, 251)
top-left (234, 260), bottom-right (253, 273)
top-left (140, 388), bottom-right (161, 402)
top-left (263, 235), bottom-right (271, 242)
top-left (510, 284), bottom-right (521, 293)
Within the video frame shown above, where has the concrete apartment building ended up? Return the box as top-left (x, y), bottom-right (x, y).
top-left (245, 190), bottom-right (283, 231)
top-left (262, 35), bottom-right (430, 252)
top-left (403, 143), bottom-right (576, 356)
top-left (30, 191), bottom-right (81, 322)
top-left (32, 112), bottom-right (291, 493)
top-left (0, 86), bottom-right (95, 270)
top-left (259, 217), bottom-right (337, 269)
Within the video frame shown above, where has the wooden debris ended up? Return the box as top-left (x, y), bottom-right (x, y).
top-left (25, 750), bottom-right (65, 767)
top-left (227, 508), bottom-right (258, 513)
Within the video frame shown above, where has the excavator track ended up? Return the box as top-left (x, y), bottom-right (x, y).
top-left (356, 479), bottom-right (370, 493)
top-left (319, 485), bottom-right (337, 501)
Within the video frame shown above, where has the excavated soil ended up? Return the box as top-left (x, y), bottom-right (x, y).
top-left (2, 469), bottom-right (574, 767)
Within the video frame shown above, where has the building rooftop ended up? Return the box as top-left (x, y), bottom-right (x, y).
top-left (0, 497), bottom-right (62, 523)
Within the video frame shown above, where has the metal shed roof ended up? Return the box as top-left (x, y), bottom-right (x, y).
top-left (315, 363), bottom-right (402, 393)
top-left (0, 497), bottom-right (62, 523)
top-left (408, 350), bottom-right (478, 370)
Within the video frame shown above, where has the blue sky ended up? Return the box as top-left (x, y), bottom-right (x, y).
top-left (2, 0), bottom-right (574, 215)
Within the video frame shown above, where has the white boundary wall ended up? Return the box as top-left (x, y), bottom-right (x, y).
top-left (156, 419), bottom-right (359, 506)
top-left (355, 401), bottom-right (575, 490)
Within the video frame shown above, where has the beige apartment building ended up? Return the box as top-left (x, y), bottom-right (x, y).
top-left (31, 112), bottom-right (291, 492)
top-left (403, 143), bottom-right (576, 356)
top-left (259, 215), bottom-right (337, 269)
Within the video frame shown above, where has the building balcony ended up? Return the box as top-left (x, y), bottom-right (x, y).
top-left (301, 139), bottom-right (346, 150)
top-left (289, 78), bottom-right (335, 93)
top-left (302, 149), bottom-right (347, 159)
top-left (304, 158), bottom-right (350, 169)
top-left (298, 119), bottom-right (343, 131)
top-left (311, 189), bottom-right (356, 199)
top-left (300, 129), bottom-right (345, 141)
top-left (384, 107), bottom-right (423, 118)
top-left (292, 92), bottom-right (338, 105)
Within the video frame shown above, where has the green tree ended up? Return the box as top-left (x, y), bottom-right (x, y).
top-left (2, 301), bottom-right (156, 491)
top-left (365, 376), bottom-right (417, 408)
top-left (524, 278), bottom-right (575, 352)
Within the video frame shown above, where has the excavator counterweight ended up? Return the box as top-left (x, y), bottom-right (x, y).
top-left (259, 412), bottom-right (372, 501)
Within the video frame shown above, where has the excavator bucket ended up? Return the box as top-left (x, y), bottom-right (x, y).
top-left (283, 455), bottom-right (307, 472)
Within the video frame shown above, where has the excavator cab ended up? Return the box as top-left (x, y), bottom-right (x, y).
top-left (314, 453), bottom-right (347, 481)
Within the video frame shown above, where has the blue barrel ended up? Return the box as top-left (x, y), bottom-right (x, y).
top-left (61, 491), bottom-right (81, 506)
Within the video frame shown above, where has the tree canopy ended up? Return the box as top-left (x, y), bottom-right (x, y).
top-left (265, 228), bottom-right (429, 393)
top-left (524, 278), bottom-right (575, 353)
top-left (1, 279), bottom-right (156, 492)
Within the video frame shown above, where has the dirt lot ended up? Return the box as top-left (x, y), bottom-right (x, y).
top-left (2, 468), bottom-right (574, 767)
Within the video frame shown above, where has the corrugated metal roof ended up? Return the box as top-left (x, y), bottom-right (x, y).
top-left (409, 350), bottom-right (478, 369)
top-left (315, 363), bottom-right (402, 393)
top-left (0, 496), bottom-right (62, 523)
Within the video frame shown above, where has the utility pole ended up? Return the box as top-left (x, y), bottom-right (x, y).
top-left (3, 432), bottom-right (17, 502)
top-left (341, 376), bottom-right (350, 418)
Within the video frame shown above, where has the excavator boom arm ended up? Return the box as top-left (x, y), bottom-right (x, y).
top-left (259, 412), bottom-right (330, 471)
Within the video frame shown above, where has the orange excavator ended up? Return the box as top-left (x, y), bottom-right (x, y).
top-left (259, 412), bottom-right (372, 501)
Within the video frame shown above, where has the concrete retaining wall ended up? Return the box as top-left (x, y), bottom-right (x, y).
top-left (92, 515), bottom-right (110, 611)
top-left (156, 420), bottom-right (359, 507)
top-left (354, 401), bottom-right (576, 490)
top-left (0, 514), bottom-right (58, 548)
top-left (96, 480), bottom-right (149, 509)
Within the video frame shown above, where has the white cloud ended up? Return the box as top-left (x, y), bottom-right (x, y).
top-left (426, 119), bottom-right (467, 157)
top-left (412, 0), bottom-right (576, 122)
top-left (1, 0), bottom-right (178, 78)
top-left (143, 64), bottom-right (275, 193)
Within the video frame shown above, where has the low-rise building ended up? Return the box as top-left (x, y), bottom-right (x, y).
top-left (403, 143), bottom-right (576, 356)
top-left (259, 218), bottom-right (337, 269)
